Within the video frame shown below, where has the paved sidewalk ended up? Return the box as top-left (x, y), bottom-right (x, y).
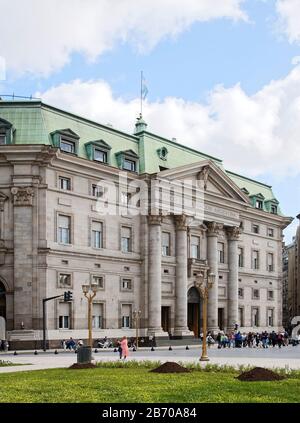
top-left (1, 345), bottom-right (300, 373)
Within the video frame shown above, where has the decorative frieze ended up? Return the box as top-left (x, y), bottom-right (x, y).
top-left (11, 187), bottom-right (34, 206)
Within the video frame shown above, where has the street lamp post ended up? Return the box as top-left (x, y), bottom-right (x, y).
top-left (195, 270), bottom-right (215, 361)
top-left (82, 283), bottom-right (98, 348)
top-left (133, 309), bottom-right (141, 349)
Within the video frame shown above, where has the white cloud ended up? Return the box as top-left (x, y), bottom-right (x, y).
top-left (37, 64), bottom-right (300, 178)
top-left (276, 0), bottom-right (300, 43)
top-left (291, 56), bottom-right (300, 65)
top-left (0, 0), bottom-right (247, 76)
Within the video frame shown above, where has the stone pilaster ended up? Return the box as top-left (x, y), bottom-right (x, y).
top-left (207, 222), bottom-right (222, 332)
top-left (11, 186), bottom-right (35, 330)
top-left (227, 226), bottom-right (241, 331)
top-left (173, 215), bottom-right (191, 337)
top-left (147, 214), bottom-right (164, 336)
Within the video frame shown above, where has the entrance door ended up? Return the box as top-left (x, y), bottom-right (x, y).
top-left (188, 287), bottom-right (201, 338)
top-left (0, 282), bottom-right (6, 319)
top-left (218, 308), bottom-right (224, 330)
top-left (161, 307), bottom-right (170, 333)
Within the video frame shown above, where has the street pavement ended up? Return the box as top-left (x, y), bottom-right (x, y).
top-left (1, 344), bottom-right (300, 373)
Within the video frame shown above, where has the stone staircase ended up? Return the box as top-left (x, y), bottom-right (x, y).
top-left (155, 338), bottom-right (201, 347)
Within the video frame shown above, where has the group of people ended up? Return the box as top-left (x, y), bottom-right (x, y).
top-left (209, 330), bottom-right (294, 349)
top-left (61, 337), bottom-right (83, 351)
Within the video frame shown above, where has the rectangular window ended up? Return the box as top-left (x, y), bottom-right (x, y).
top-left (191, 236), bottom-right (200, 259)
top-left (59, 273), bottom-right (71, 287)
top-left (252, 308), bottom-right (259, 327)
top-left (92, 275), bottom-right (104, 289)
top-left (238, 288), bottom-right (244, 298)
top-left (58, 302), bottom-right (70, 329)
top-left (162, 232), bottom-right (171, 256)
top-left (267, 290), bottom-right (274, 301)
top-left (92, 303), bottom-right (103, 329)
top-left (58, 215), bottom-right (71, 244)
top-left (59, 177), bottom-right (71, 191)
top-left (256, 200), bottom-right (263, 209)
top-left (92, 221), bottom-right (103, 249)
top-left (267, 309), bottom-right (274, 326)
top-left (252, 250), bottom-right (259, 269)
top-left (60, 138), bottom-right (75, 154)
top-left (122, 279), bottom-right (132, 291)
top-left (121, 227), bottom-right (132, 252)
top-left (267, 253), bottom-right (274, 272)
top-left (121, 304), bottom-right (132, 328)
top-left (267, 228), bottom-right (274, 237)
top-left (238, 308), bottom-right (244, 327)
top-left (94, 149), bottom-right (107, 163)
top-left (253, 289), bottom-right (260, 299)
top-left (218, 242), bottom-right (225, 264)
top-left (92, 184), bottom-right (103, 198)
top-left (252, 224), bottom-right (259, 234)
top-left (123, 159), bottom-right (136, 172)
top-left (238, 247), bottom-right (244, 267)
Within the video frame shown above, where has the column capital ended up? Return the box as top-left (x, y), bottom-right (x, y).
top-left (11, 187), bottom-right (34, 207)
top-left (148, 214), bottom-right (162, 226)
top-left (174, 214), bottom-right (187, 231)
top-left (207, 221), bottom-right (223, 236)
top-left (226, 226), bottom-right (241, 241)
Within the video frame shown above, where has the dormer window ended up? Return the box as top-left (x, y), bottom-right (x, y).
top-left (0, 129), bottom-right (6, 145)
top-left (256, 199), bottom-right (263, 209)
top-left (116, 149), bottom-right (139, 173)
top-left (94, 149), bottom-right (107, 163)
top-left (60, 138), bottom-right (76, 154)
top-left (123, 158), bottom-right (136, 172)
top-left (0, 118), bottom-right (13, 145)
top-left (271, 205), bottom-right (277, 214)
top-left (85, 140), bottom-right (111, 165)
top-left (50, 129), bottom-right (79, 155)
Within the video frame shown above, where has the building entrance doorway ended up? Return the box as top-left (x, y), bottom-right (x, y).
top-left (161, 306), bottom-right (170, 333)
top-left (188, 287), bottom-right (201, 338)
top-left (218, 308), bottom-right (224, 330)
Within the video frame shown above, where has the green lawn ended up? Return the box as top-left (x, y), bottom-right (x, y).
top-left (0, 365), bottom-right (300, 403)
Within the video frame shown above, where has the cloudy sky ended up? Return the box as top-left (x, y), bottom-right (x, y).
top-left (0, 0), bottom-right (300, 241)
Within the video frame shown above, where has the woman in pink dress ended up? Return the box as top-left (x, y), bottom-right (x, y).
top-left (120, 336), bottom-right (129, 360)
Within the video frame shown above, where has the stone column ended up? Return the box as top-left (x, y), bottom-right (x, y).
top-left (148, 214), bottom-right (163, 336)
top-left (227, 226), bottom-right (240, 331)
top-left (207, 222), bottom-right (222, 332)
top-left (174, 215), bottom-right (191, 337)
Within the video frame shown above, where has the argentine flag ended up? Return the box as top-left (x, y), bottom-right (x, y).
top-left (141, 74), bottom-right (148, 100)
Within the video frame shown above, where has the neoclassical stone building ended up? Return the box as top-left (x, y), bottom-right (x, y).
top-left (0, 100), bottom-right (292, 348)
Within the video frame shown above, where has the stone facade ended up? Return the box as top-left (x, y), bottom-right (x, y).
top-left (283, 215), bottom-right (300, 330)
top-left (0, 102), bottom-right (292, 348)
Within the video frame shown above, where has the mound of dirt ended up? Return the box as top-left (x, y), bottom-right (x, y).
top-left (237, 367), bottom-right (285, 382)
top-left (150, 362), bottom-right (190, 373)
top-left (69, 362), bottom-right (96, 370)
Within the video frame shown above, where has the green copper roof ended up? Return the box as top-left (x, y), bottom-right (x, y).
top-left (0, 100), bottom-right (283, 215)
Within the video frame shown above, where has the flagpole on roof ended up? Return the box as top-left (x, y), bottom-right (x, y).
top-left (140, 70), bottom-right (143, 117)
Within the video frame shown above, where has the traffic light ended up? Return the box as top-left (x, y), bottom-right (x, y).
top-left (64, 291), bottom-right (73, 302)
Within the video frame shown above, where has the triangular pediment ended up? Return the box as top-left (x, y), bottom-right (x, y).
top-left (156, 160), bottom-right (251, 204)
top-left (50, 128), bottom-right (80, 139)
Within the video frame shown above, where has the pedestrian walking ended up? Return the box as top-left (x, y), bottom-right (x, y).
top-left (120, 336), bottom-right (129, 360)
